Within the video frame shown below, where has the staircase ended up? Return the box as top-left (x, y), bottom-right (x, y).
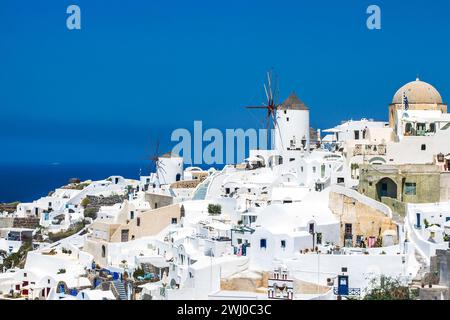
top-left (192, 178), bottom-right (211, 200)
top-left (112, 281), bottom-right (128, 300)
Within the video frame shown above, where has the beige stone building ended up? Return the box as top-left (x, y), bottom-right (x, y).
top-left (357, 163), bottom-right (450, 216)
top-left (84, 203), bottom-right (183, 266)
top-left (329, 187), bottom-right (398, 247)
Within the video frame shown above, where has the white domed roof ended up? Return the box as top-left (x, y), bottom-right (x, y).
top-left (392, 78), bottom-right (443, 104)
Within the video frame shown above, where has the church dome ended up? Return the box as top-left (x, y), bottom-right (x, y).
top-left (392, 78), bottom-right (443, 104)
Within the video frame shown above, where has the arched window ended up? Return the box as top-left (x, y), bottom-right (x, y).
top-left (101, 245), bottom-right (106, 258)
top-left (176, 173), bottom-right (181, 181)
top-left (405, 123), bottom-right (412, 135)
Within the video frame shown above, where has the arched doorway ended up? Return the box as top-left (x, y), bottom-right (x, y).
top-left (376, 177), bottom-right (397, 201)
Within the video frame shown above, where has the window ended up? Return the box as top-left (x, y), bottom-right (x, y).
top-left (289, 158), bottom-right (295, 162)
top-left (405, 183), bottom-right (417, 195)
top-left (121, 229), bottom-right (129, 242)
top-left (301, 166), bottom-right (304, 172)
top-left (354, 130), bottom-right (360, 140)
top-left (171, 218), bottom-right (178, 224)
top-left (260, 239), bottom-right (267, 248)
top-left (309, 223), bottom-right (315, 234)
top-left (237, 239), bottom-right (242, 244)
top-left (345, 223), bottom-right (352, 235)
top-left (429, 123), bottom-right (436, 133)
top-left (281, 240), bottom-right (286, 249)
top-left (312, 167), bottom-right (316, 174)
top-left (337, 177), bottom-right (345, 184)
top-left (154, 202), bottom-right (158, 209)
top-left (101, 245), bottom-right (106, 258)
top-left (286, 117), bottom-right (290, 122)
top-left (421, 144), bottom-right (426, 151)
top-left (130, 211), bottom-right (134, 219)
top-left (137, 217), bottom-right (141, 227)
top-left (316, 233), bottom-right (322, 245)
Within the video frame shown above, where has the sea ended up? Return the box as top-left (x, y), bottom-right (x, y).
top-left (0, 162), bottom-right (147, 203)
top-left (0, 162), bottom-right (223, 203)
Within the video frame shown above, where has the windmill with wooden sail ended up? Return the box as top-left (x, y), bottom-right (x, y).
top-left (142, 139), bottom-right (167, 188)
top-left (244, 70), bottom-right (284, 151)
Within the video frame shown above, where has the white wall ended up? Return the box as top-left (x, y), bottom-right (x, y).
top-left (275, 109), bottom-right (310, 153)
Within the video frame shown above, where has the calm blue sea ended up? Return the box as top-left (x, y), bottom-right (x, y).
top-left (0, 163), bottom-right (148, 203)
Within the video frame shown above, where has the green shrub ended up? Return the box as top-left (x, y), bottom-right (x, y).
top-left (0, 241), bottom-right (32, 270)
top-left (208, 204), bottom-right (222, 215)
top-left (48, 222), bottom-right (85, 242)
top-left (133, 268), bottom-right (145, 279)
top-left (84, 207), bottom-right (98, 220)
top-left (81, 197), bottom-right (91, 208)
top-left (364, 276), bottom-right (417, 300)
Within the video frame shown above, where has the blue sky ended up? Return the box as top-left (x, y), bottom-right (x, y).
top-left (1, 0), bottom-right (449, 164)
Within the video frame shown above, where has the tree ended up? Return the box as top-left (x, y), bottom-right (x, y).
top-left (364, 276), bottom-right (417, 300)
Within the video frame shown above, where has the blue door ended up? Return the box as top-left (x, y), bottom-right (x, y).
top-left (338, 275), bottom-right (349, 295)
top-left (416, 213), bottom-right (421, 228)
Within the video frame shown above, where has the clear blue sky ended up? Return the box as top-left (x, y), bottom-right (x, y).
top-left (1, 0), bottom-right (449, 164)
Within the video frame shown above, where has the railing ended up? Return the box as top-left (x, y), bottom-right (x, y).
top-left (353, 144), bottom-right (386, 156)
top-left (333, 287), bottom-right (361, 296)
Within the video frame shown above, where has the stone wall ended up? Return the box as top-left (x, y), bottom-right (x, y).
top-left (0, 217), bottom-right (14, 229)
top-left (13, 217), bottom-right (40, 229)
top-left (428, 249), bottom-right (450, 299)
top-left (83, 194), bottom-right (127, 215)
top-left (329, 191), bottom-right (398, 247)
top-left (0, 217), bottom-right (39, 229)
top-left (440, 172), bottom-right (450, 202)
top-left (170, 180), bottom-right (203, 189)
top-left (0, 203), bottom-right (19, 213)
top-left (358, 164), bottom-right (441, 204)
top-left (381, 197), bottom-right (406, 218)
top-left (220, 271), bottom-right (329, 295)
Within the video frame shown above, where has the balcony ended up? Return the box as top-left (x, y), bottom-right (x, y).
top-left (353, 144), bottom-right (386, 156)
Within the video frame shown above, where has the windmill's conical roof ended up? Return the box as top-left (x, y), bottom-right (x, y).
top-left (279, 92), bottom-right (309, 110)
